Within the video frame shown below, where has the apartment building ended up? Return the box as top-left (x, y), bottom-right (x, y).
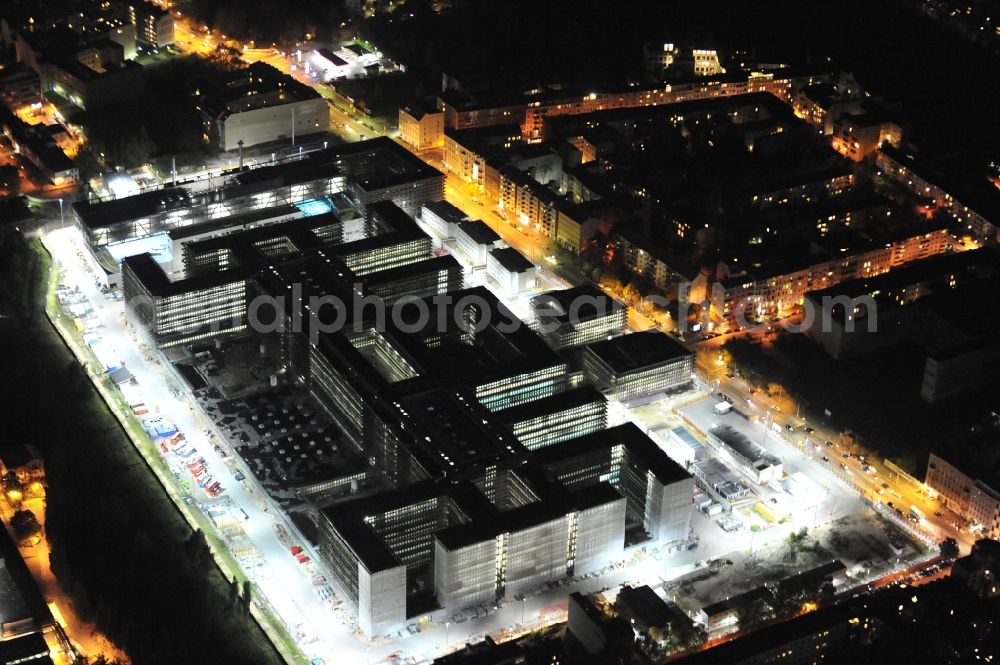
top-left (926, 450), bottom-right (1000, 539)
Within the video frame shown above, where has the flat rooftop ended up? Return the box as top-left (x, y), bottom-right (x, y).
top-left (584, 330), bottom-right (692, 373)
top-left (422, 200), bottom-right (468, 225)
top-left (456, 219), bottom-right (502, 246)
top-left (435, 482), bottom-right (621, 551)
top-left (321, 482), bottom-right (451, 573)
top-left (804, 247), bottom-right (1000, 319)
top-left (489, 247), bottom-right (534, 273)
top-left (616, 585), bottom-right (673, 629)
top-left (73, 187), bottom-right (192, 230)
top-left (530, 423), bottom-right (691, 487)
top-left (708, 424), bottom-right (781, 469)
top-left (122, 253), bottom-right (248, 297)
top-left (532, 284), bottom-right (623, 324)
top-left (701, 585), bottom-right (772, 617)
top-left (77, 138), bottom-right (441, 233)
top-left (315, 48), bottom-right (348, 67)
top-left (399, 389), bottom-right (522, 469)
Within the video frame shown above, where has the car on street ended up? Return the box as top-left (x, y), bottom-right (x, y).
top-left (804, 427), bottom-right (815, 433)
top-left (882, 482), bottom-right (890, 489)
top-left (825, 441), bottom-right (834, 447)
top-left (821, 456), bottom-right (829, 462)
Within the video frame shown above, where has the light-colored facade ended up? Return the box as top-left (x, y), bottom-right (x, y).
top-left (454, 219), bottom-right (503, 265)
top-left (500, 389), bottom-right (608, 452)
top-left (711, 225), bottom-right (952, 323)
top-left (532, 285), bottom-right (627, 350)
top-left (399, 106), bottom-right (444, 150)
top-left (832, 113), bottom-right (902, 162)
top-left (706, 424), bottom-right (783, 485)
top-left (434, 494), bottom-right (625, 614)
top-left (876, 146), bottom-right (999, 243)
top-left (357, 566), bottom-right (407, 637)
top-left (581, 332), bottom-right (695, 401)
top-left (438, 70), bottom-right (831, 140)
top-left (926, 453), bottom-right (1000, 539)
top-left (128, 2), bottom-right (174, 47)
top-left (433, 538), bottom-right (498, 611)
top-left (486, 247), bottom-right (536, 295)
top-left (40, 59), bottom-right (144, 110)
top-left (121, 255), bottom-right (248, 348)
top-left (420, 200), bottom-right (467, 239)
top-left (218, 96), bottom-right (329, 151)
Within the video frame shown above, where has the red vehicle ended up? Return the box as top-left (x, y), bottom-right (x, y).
top-left (291, 546), bottom-right (302, 556)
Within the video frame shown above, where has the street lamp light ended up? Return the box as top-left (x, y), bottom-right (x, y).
top-left (445, 621), bottom-right (450, 651)
top-left (58, 197), bottom-right (64, 228)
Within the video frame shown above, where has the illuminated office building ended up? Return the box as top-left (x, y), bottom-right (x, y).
top-left (582, 330), bottom-right (695, 400)
top-left (531, 284), bottom-right (626, 350)
top-left (73, 137), bottom-right (442, 246)
top-left (497, 387), bottom-right (607, 451)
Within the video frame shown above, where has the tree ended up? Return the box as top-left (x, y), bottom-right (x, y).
top-left (11, 509), bottom-right (42, 542)
top-left (90, 656), bottom-right (127, 665)
top-left (240, 580), bottom-right (252, 614)
top-left (228, 576), bottom-right (240, 609)
top-left (735, 596), bottom-right (773, 631)
top-left (940, 537), bottom-right (959, 558)
top-left (2, 471), bottom-right (24, 505)
top-left (668, 620), bottom-right (707, 652)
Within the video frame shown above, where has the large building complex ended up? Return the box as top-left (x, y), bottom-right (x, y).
top-left (73, 137), bottom-right (442, 249)
top-left (109, 138), bottom-right (695, 638)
